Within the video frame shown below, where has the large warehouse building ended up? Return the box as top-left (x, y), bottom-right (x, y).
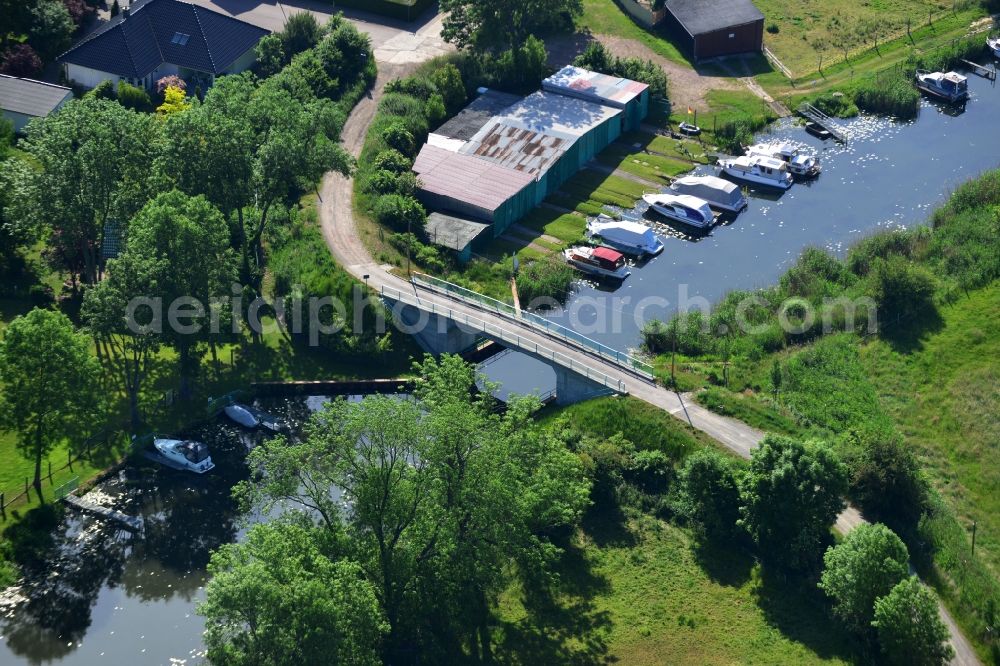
top-left (664, 0), bottom-right (764, 61)
top-left (412, 67), bottom-right (649, 244)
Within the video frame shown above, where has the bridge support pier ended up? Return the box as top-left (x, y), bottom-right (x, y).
top-left (395, 303), bottom-right (479, 355)
top-left (554, 365), bottom-right (616, 406)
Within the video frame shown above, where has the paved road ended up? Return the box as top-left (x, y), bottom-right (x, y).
top-left (312, 23), bottom-right (980, 666)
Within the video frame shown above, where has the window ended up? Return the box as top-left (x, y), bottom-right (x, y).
top-left (171, 32), bottom-right (190, 46)
top-left (729, 33), bottom-right (735, 39)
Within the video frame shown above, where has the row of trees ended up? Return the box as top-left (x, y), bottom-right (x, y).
top-left (199, 355), bottom-right (591, 664)
top-left (678, 437), bottom-right (952, 663)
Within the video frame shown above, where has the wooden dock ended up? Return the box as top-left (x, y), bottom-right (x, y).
top-left (960, 59), bottom-right (996, 80)
top-left (796, 103), bottom-right (849, 143)
top-left (63, 494), bottom-right (143, 532)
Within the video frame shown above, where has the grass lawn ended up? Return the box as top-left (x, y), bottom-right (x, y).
top-left (619, 131), bottom-right (713, 164)
top-left (596, 144), bottom-right (694, 184)
top-left (756, 0), bottom-right (956, 75)
top-left (575, 0), bottom-right (691, 67)
top-left (759, 7), bottom-right (988, 97)
top-left (861, 284), bottom-right (1000, 575)
top-left (496, 510), bottom-right (859, 665)
top-left (548, 169), bottom-right (648, 215)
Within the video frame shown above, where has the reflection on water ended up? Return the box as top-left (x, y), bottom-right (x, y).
top-left (0, 396), bottom-right (338, 666)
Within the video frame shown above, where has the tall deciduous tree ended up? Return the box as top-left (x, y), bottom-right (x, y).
top-left (15, 97), bottom-right (161, 284)
top-left (818, 523), bottom-right (909, 634)
top-left (82, 252), bottom-right (165, 429)
top-left (231, 355), bottom-right (589, 660)
top-left (872, 577), bottom-right (954, 666)
top-left (0, 308), bottom-right (101, 500)
top-left (679, 449), bottom-right (743, 541)
top-left (439, 0), bottom-right (582, 51)
top-left (124, 190), bottom-right (236, 398)
top-left (739, 435), bottom-right (848, 571)
top-left (200, 520), bottom-right (386, 666)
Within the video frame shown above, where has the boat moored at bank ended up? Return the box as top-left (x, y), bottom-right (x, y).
top-left (915, 70), bottom-right (969, 103)
top-left (586, 216), bottom-right (664, 256)
top-left (153, 438), bottom-right (215, 474)
top-left (747, 142), bottom-right (821, 178)
top-left (669, 174), bottom-right (747, 213)
top-left (563, 246), bottom-right (631, 280)
top-left (718, 155), bottom-right (793, 190)
top-left (641, 193), bottom-right (716, 229)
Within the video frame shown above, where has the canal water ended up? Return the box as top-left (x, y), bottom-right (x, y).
top-left (4, 74), bottom-right (1000, 665)
top-left (0, 395), bottom-right (354, 666)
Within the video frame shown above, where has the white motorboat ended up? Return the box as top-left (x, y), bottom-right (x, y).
top-left (586, 216), bottom-right (664, 256)
top-left (915, 70), bottom-right (968, 103)
top-left (747, 141), bottom-right (821, 178)
top-left (563, 246), bottom-right (631, 280)
top-left (719, 155), bottom-right (793, 190)
top-left (641, 193), bottom-right (715, 229)
top-left (669, 175), bottom-right (747, 213)
top-left (153, 438), bottom-right (215, 474)
top-left (224, 403), bottom-right (259, 428)
top-left (989, 36), bottom-right (1000, 58)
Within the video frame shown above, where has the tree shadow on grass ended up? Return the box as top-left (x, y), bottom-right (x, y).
top-left (495, 540), bottom-right (615, 665)
top-left (752, 566), bottom-right (862, 663)
top-left (692, 538), bottom-right (755, 588)
top-left (879, 306), bottom-right (944, 355)
top-left (580, 503), bottom-right (637, 549)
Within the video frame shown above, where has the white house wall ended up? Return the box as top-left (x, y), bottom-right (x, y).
top-left (66, 63), bottom-right (121, 90)
top-left (223, 47), bottom-right (257, 75)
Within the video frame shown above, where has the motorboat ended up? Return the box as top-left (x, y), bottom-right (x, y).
top-left (915, 70), bottom-right (968, 103)
top-left (804, 121), bottom-right (832, 140)
top-left (224, 403), bottom-right (258, 428)
top-left (153, 438), bottom-right (215, 474)
top-left (563, 246), bottom-right (631, 280)
top-left (989, 36), bottom-right (1000, 58)
top-left (678, 122), bottom-right (701, 136)
top-left (747, 142), bottom-right (821, 178)
top-left (642, 193), bottom-right (715, 229)
top-left (669, 174), bottom-right (747, 213)
top-left (718, 155), bottom-right (793, 190)
top-left (586, 216), bottom-right (664, 256)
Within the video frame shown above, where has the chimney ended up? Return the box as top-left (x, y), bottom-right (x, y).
top-left (122, 5), bottom-right (130, 17)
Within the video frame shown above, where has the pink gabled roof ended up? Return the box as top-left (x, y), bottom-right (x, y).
top-left (413, 144), bottom-right (535, 213)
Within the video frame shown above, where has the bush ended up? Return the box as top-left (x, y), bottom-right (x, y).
top-left (517, 259), bottom-right (575, 305)
top-left (0, 44), bottom-right (43, 78)
top-left (853, 71), bottom-right (919, 120)
top-left (373, 194), bottom-right (425, 231)
top-left (385, 75), bottom-right (437, 100)
top-left (116, 82), bottom-right (152, 112)
top-left (766, 22), bottom-right (780, 34)
top-left (87, 79), bottom-right (116, 101)
top-left (155, 75), bottom-right (186, 95)
top-left (381, 122), bottom-right (416, 157)
top-left (425, 93), bottom-right (447, 127)
top-left (363, 169), bottom-right (419, 197)
top-left (429, 63), bottom-right (466, 112)
top-left (281, 11), bottom-right (323, 59)
top-left (867, 255), bottom-right (936, 325)
top-left (371, 149), bottom-right (412, 174)
top-left (810, 92), bottom-right (858, 118)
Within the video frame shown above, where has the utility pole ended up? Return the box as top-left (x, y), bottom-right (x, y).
top-left (670, 309), bottom-right (678, 389)
top-left (972, 520), bottom-right (977, 557)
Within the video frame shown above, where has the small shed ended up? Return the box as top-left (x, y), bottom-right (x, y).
top-left (664, 0), bottom-right (765, 61)
top-left (424, 212), bottom-right (492, 264)
top-left (0, 75), bottom-right (73, 134)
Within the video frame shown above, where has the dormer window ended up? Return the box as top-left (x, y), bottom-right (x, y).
top-left (171, 32), bottom-right (190, 45)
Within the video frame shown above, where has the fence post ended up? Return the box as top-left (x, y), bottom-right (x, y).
top-left (1, 492), bottom-right (4, 518)
top-left (68, 449), bottom-right (73, 472)
top-left (48, 460), bottom-right (52, 482)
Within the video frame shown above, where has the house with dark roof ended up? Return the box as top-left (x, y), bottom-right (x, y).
top-left (0, 75), bottom-right (74, 133)
top-left (664, 0), bottom-right (764, 61)
top-left (58, 0), bottom-right (269, 91)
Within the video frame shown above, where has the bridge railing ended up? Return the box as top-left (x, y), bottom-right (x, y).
top-left (381, 285), bottom-right (628, 395)
top-left (411, 273), bottom-right (655, 379)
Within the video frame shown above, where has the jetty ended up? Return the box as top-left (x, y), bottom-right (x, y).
top-left (796, 103), bottom-right (849, 142)
top-left (63, 493), bottom-right (143, 532)
top-left (960, 59), bottom-right (996, 80)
